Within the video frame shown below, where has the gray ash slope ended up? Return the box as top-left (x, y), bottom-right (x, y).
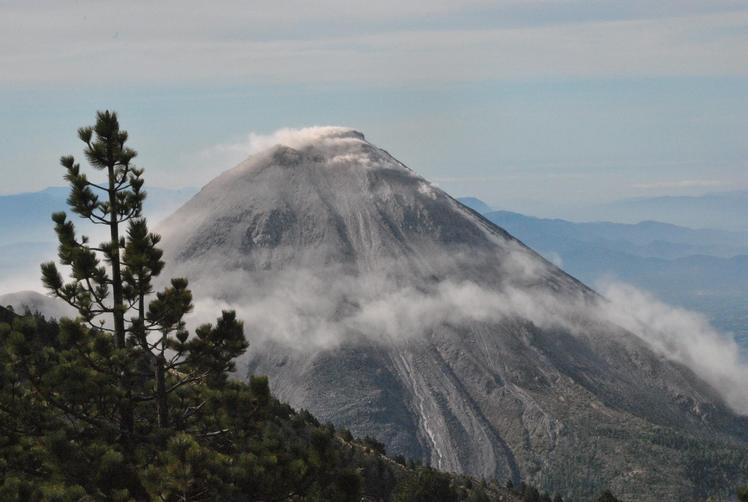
top-left (159, 128), bottom-right (748, 501)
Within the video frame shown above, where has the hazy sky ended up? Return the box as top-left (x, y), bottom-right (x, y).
top-left (2, 0), bottom-right (747, 215)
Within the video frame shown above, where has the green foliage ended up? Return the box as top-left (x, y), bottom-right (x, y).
top-left (339, 428), bottom-right (354, 442)
top-left (597, 489), bottom-right (622, 502)
top-left (393, 454), bottom-right (407, 466)
top-left (396, 467), bottom-right (459, 502)
top-left (187, 310), bottom-right (249, 387)
top-left (505, 478), bottom-right (569, 502)
top-left (360, 435), bottom-right (387, 455)
top-left (0, 297), bottom-right (377, 500)
top-left (523, 485), bottom-right (541, 502)
top-left (465, 485), bottom-right (491, 502)
top-left (738, 485), bottom-right (748, 502)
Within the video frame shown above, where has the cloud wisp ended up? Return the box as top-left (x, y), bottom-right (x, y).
top-left (200, 126), bottom-right (360, 171)
top-left (597, 280), bottom-right (748, 415)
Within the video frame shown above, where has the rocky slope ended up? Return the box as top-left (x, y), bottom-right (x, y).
top-left (158, 127), bottom-right (748, 501)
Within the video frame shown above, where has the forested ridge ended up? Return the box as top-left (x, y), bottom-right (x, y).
top-left (0, 302), bottom-right (636, 501)
top-left (0, 304), bottom-right (514, 501)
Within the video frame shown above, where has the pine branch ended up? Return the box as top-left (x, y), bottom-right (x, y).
top-left (199, 428), bottom-right (230, 438)
top-left (26, 374), bottom-right (120, 436)
top-left (165, 371), bottom-right (209, 395)
top-left (72, 343), bottom-right (118, 376)
top-left (84, 320), bottom-right (115, 333)
top-left (84, 180), bottom-right (109, 192)
top-left (84, 277), bottom-right (111, 312)
top-left (86, 212), bottom-right (110, 225)
top-left (50, 287), bottom-right (84, 314)
top-left (180, 400), bottom-right (206, 421)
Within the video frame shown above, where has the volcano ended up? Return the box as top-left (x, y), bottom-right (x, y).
top-left (158, 127), bottom-right (748, 501)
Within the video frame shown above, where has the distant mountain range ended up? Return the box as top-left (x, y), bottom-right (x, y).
top-left (580, 191), bottom-right (748, 232)
top-left (482, 209), bottom-right (748, 260)
top-left (459, 198), bottom-right (748, 351)
top-left (0, 185), bottom-right (197, 243)
top-left (0, 186), bottom-right (197, 294)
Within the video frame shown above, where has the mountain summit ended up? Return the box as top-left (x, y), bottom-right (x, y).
top-left (159, 127), bottom-right (748, 500)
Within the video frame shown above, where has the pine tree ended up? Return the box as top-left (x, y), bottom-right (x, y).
top-left (22, 111), bottom-right (245, 495)
top-left (39, 111), bottom-right (248, 442)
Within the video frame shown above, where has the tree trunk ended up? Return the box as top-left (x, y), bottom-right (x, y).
top-left (107, 164), bottom-right (126, 350)
top-left (108, 164), bottom-right (134, 437)
top-left (156, 353), bottom-right (169, 428)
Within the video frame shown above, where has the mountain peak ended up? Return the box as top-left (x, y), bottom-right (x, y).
top-left (160, 127), bottom-right (516, 275)
top-left (245, 126), bottom-right (366, 156)
top-left (217, 126), bottom-right (408, 185)
top-left (158, 129), bottom-right (748, 499)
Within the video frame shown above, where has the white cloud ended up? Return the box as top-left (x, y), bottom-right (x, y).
top-left (597, 280), bottom-right (748, 414)
top-left (173, 242), bottom-right (748, 415)
top-left (2, 3), bottom-right (748, 86)
top-left (201, 126), bottom-right (360, 167)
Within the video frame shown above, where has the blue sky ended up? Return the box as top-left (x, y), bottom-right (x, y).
top-left (1, 0), bottom-right (747, 216)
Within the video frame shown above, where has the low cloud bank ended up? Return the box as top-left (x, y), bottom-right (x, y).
top-left (189, 271), bottom-right (577, 349)
top-left (179, 255), bottom-right (748, 415)
top-left (597, 280), bottom-right (748, 414)
top-left (3, 235), bottom-right (746, 414)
